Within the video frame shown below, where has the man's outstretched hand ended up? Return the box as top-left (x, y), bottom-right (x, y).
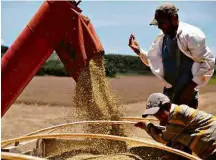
top-left (128, 34), bottom-right (141, 55)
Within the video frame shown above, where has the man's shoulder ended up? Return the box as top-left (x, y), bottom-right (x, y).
top-left (179, 22), bottom-right (205, 39)
top-left (168, 105), bottom-right (190, 126)
top-left (170, 105), bottom-right (188, 118)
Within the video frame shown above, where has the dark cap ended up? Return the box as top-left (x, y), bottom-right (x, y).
top-left (142, 93), bottom-right (170, 118)
top-left (150, 3), bottom-right (179, 25)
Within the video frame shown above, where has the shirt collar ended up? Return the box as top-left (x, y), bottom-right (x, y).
top-left (170, 104), bottom-right (176, 113)
top-left (169, 104), bottom-right (176, 119)
top-left (176, 21), bottom-right (183, 35)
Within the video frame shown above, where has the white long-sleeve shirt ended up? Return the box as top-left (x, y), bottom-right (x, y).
top-left (139, 22), bottom-right (215, 89)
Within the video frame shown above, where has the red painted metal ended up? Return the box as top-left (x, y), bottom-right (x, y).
top-left (55, 10), bottom-right (104, 81)
top-left (1, 1), bottom-right (104, 117)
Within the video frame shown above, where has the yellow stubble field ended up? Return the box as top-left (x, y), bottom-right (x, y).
top-left (2, 76), bottom-right (216, 140)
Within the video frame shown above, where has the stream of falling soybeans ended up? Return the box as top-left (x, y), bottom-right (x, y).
top-left (73, 55), bottom-right (127, 154)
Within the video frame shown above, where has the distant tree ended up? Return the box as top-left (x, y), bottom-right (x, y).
top-left (1, 45), bottom-right (9, 57)
top-left (214, 61), bottom-right (216, 75)
top-left (104, 54), bottom-right (151, 75)
top-left (104, 58), bottom-right (117, 77)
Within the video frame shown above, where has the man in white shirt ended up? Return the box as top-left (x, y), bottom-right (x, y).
top-left (128, 3), bottom-right (215, 109)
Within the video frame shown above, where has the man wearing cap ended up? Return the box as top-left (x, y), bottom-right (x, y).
top-left (128, 3), bottom-right (215, 109)
top-left (135, 93), bottom-right (216, 160)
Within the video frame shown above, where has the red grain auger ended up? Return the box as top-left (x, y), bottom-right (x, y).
top-left (1, 0), bottom-right (104, 117)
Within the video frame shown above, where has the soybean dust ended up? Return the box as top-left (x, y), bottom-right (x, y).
top-left (74, 55), bottom-right (127, 154)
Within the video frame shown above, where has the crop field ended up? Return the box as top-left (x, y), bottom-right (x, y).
top-left (2, 75), bottom-right (216, 140)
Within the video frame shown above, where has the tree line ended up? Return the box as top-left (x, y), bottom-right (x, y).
top-left (1, 45), bottom-right (151, 77)
top-left (31, 53), bottom-right (152, 78)
top-left (2, 45), bottom-right (216, 78)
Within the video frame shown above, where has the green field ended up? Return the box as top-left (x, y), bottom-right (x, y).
top-left (116, 74), bottom-right (216, 85)
top-left (209, 76), bottom-right (216, 85)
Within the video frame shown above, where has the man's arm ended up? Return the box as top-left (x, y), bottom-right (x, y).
top-left (138, 49), bottom-right (150, 66)
top-left (146, 123), bottom-right (168, 144)
top-left (180, 29), bottom-right (215, 103)
top-left (135, 122), bottom-right (167, 144)
top-left (187, 30), bottom-right (215, 88)
top-left (135, 121), bottom-right (186, 145)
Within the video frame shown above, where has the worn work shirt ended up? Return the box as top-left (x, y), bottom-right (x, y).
top-left (146, 105), bottom-right (216, 159)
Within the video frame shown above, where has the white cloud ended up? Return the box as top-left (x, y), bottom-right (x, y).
top-left (1, 38), bottom-right (5, 45)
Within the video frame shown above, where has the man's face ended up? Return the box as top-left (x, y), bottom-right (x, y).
top-left (155, 14), bottom-right (178, 35)
top-left (154, 108), bottom-right (170, 126)
top-left (157, 18), bottom-right (172, 35)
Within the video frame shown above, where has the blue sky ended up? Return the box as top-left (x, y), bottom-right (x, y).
top-left (1, 1), bottom-right (216, 55)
